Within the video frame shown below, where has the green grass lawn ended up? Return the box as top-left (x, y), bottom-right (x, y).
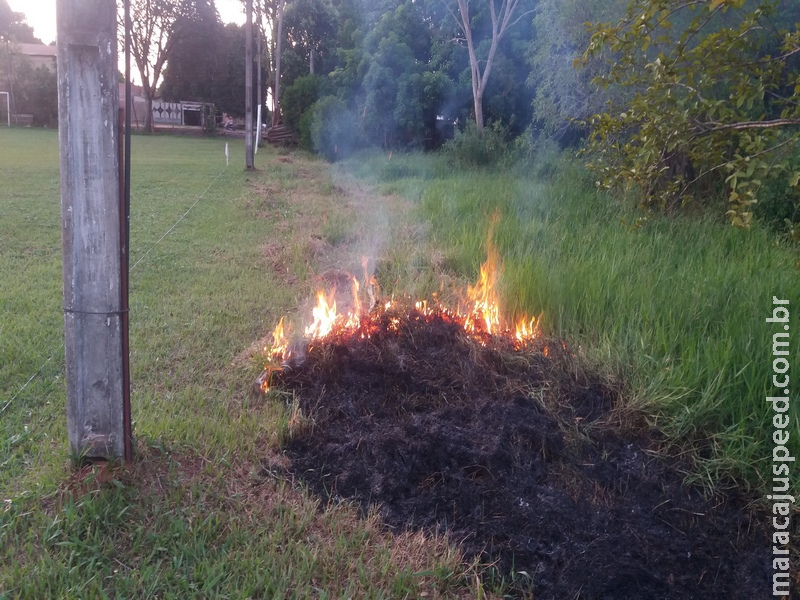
top-left (1, 127), bottom-right (796, 597)
top-left (0, 129), bottom-right (470, 599)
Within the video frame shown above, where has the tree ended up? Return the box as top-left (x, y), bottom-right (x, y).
top-left (160, 0), bottom-right (221, 103)
top-left (580, 0), bottom-right (800, 228)
top-left (1, 1), bottom-right (39, 121)
top-left (357, 1), bottom-right (450, 147)
top-left (527, 0), bottom-right (628, 141)
top-left (162, 20), bottom-right (263, 119)
top-left (0, 0), bottom-right (38, 42)
top-left (125, 0), bottom-right (184, 132)
top-left (212, 24), bottom-right (254, 117)
top-left (14, 62), bottom-right (58, 126)
top-left (441, 0), bottom-right (532, 132)
top-left (256, 0), bottom-right (287, 125)
top-left (283, 0), bottom-right (338, 79)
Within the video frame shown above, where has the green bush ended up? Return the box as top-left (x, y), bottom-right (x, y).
top-left (751, 144), bottom-right (800, 233)
top-left (441, 121), bottom-right (510, 169)
top-left (14, 64), bottom-right (58, 128)
top-left (282, 75), bottom-right (322, 137)
top-left (298, 109), bottom-right (314, 151)
top-left (310, 96), bottom-right (360, 161)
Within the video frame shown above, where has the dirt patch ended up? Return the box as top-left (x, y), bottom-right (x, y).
top-left (268, 306), bottom-right (772, 599)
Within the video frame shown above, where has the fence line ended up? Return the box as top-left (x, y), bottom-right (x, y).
top-left (2, 167), bottom-right (228, 415)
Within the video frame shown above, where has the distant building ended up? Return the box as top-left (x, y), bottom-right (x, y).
top-left (15, 43), bottom-right (58, 71)
top-left (117, 84), bottom-right (212, 130)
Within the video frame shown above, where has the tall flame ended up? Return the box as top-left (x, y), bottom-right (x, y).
top-left (270, 317), bottom-right (289, 360)
top-left (305, 290), bottom-right (338, 339)
top-left (463, 243), bottom-right (501, 336)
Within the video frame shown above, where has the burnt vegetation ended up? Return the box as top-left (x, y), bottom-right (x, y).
top-left (267, 303), bottom-right (770, 599)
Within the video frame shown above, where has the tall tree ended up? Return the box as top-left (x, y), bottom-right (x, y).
top-left (358, 2), bottom-right (443, 147)
top-left (283, 0), bottom-right (338, 79)
top-left (527, 0), bottom-right (628, 141)
top-left (441, 0), bottom-right (531, 132)
top-left (125, 0), bottom-right (184, 132)
top-left (257, 0), bottom-right (287, 125)
top-left (210, 24), bottom-right (253, 117)
top-left (160, 0), bottom-right (221, 103)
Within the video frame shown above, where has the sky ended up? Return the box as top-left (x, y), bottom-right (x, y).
top-left (7, 0), bottom-right (246, 45)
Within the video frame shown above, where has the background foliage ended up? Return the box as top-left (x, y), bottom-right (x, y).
top-left (580, 0), bottom-right (800, 231)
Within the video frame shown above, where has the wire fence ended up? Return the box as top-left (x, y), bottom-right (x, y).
top-left (2, 166), bottom-right (228, 417)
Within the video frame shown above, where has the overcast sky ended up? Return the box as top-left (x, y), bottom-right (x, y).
top-left (7, 0), bottom-right (246, 45)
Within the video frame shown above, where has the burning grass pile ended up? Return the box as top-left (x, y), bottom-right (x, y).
top-left (262, 300), bottom-right (770, 598)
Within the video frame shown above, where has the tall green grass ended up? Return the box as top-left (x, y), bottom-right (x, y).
top-left (343, 150), bottom-right (800, 492)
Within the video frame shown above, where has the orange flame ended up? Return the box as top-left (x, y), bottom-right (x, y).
top-left (463, 243), bottom-right (501, 336)
top-left (515, 316), bottom-right (540, 344)
top-left (305, 290), bottom-right (338, 339)
top-left (261, 316), bottom-right (291, 392)
top-left (262, 218), bottom-right (543, 388)
top-left (270, 317), bottom-right (289, 360)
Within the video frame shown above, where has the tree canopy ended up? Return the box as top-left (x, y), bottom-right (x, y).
top-left (0, 0), bottom-right (38, 43)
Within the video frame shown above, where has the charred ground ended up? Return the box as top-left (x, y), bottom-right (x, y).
top-left (266, 305), bottom-right (771, 599)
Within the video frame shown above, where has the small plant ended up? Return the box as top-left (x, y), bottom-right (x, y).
top-left (203, 104), bottom-right (218, 137)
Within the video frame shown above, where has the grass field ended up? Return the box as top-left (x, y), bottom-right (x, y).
top-left (1, 128), bottom-right (797, 597)
top-left (0, 129), bottom-right (472, 598)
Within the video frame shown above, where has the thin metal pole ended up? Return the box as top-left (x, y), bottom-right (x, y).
top-left (121, 0), bottom-right (133, 462)
top-left (118, 107), bottom-right (132, 463)
top-left (245, 0), bottom-right (254, 169)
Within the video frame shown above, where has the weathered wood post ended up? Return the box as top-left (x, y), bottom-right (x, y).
top-left (57, 0), bottom-right (130, 460)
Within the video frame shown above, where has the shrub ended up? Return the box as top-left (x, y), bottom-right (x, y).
top-left (309, 96), bottom-right (360, 161)
top-left (282, 75), bottom-right (322, 135)
top-left (441, 121), bottom-right (510, 168)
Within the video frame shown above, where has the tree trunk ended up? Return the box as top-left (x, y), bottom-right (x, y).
top-left (257, 31), bottom-right (262, 147)
top-left (143, 80), bottom-right (154, 133)
top-left (452, 0), bottom-right (523, 133)
top-left (473, 91), bottom-right (484, 131)
top-left (272, 0), bottom-right (285, 126)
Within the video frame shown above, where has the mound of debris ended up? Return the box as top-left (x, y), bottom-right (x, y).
top-left (265, 304), bottom-right (770, 598)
